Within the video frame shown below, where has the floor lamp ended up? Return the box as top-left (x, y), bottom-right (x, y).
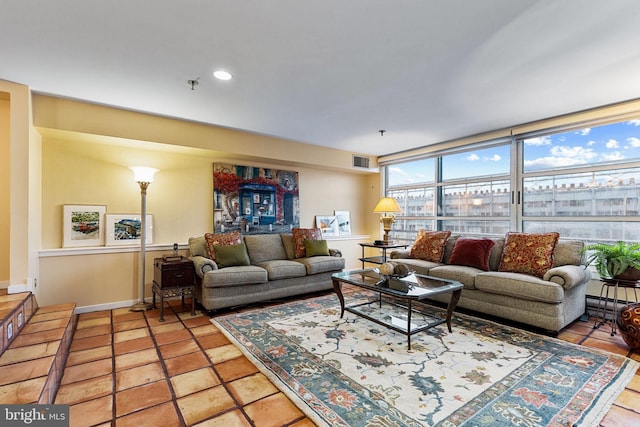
top-left (130, 166), bottom-right (158, 312)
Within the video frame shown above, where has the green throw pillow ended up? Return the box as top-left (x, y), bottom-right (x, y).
top-left (304, 239), bottom-right (329, 257)
top-left (213, 243), bottom-right (250, 268)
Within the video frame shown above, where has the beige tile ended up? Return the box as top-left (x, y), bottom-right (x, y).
top-left (176, 385), bottom-right (236, 425)
top-left (0, 356), bottom-right (54, 386)
top-left (190, 324), bottom-right (220, 337)
top-left (76, 317), bottom-right (111, 329)
top-left (0, 377), bottom-right (47, 404)
top-left (54, 374), bottom-right (113, 405)
top-left (115, 348), bottom-right (159, 371)
top-left (216, 356), bottom-right (259, 382)
top-left (66, 346), bottom-right (112, 366)
top-left (193, 409), bottom-right (252, 427)
top-left (61, 358), bottom-right (113, 385)
top-left (69, 395), bottom-right (113, 427)
top-left (150, 321), bottom-right (184, 335)
top-left (205, 344), bottom-right (243, 364)
top-left (113, 327), bottom-right (149, 343)
top-left (113, 318), bottom-right (148, 332)
top-left (170, 367), bottom-right (220, 398)
top-left (116, 361), bottom-right (165, 391)
top-left (227, 373), bottom-right (278, 405)
top-left (113, 336), bottom-right (154, 356)
top-left (0, 342), bottom-right (60, 365)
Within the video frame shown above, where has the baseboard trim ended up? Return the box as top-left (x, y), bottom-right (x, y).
top-left (7, 284), bottom-right (28, 294)
top-left (75, 298), bottom-right (153, 314)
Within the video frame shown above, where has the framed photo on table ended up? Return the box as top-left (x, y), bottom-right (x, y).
top-left (315, 215), bottom-right (339, 237)
top-left (63, 204), bottom-right (106, 247)
top-left (105, 214), bottom-right (153, 245)
top-left (334, 210), bottom-right (351, 235)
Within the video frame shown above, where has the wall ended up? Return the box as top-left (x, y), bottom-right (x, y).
top-left (0, 97), bottom-right (9, 284)
top-left (34, 97), bottom-right (379, 309)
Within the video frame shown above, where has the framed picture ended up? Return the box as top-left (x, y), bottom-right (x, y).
top-left (315, 215), bottom-right (339, 237)
top-left (335, 210), bottom-right (351, 235)
top-left (105, 214), bottom-right (153, 245)
top-left (63, 204), bottom-right (106, 247)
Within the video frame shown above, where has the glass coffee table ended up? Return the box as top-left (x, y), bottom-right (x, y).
top-left (332, 269), bottom-right (463, 350)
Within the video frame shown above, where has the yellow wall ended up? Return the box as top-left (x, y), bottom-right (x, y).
top-left (0, 97), bottom-right (9, 283)
top-left (34, 96), bottom-right (381, 309)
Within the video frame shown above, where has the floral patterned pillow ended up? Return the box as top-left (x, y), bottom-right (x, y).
top-left (204, 231), bottom-right (243, 261)
top-left (498, 232), bottom-right (559, 278)
top-left (410, 230), bottom-right (452, 262)
top-left (292, 228), bottom-right (322, 258)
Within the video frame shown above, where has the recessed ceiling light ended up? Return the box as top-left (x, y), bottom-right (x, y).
top-left (213, 70), bottom-right (233, 81)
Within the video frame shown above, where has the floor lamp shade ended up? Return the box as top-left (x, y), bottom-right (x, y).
top-left (130, 166), bottom-right (158, 312)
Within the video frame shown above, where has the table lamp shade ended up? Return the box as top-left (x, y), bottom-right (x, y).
top-left (373, 197), bottom-right (402, 214)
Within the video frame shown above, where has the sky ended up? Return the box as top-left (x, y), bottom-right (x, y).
top-left (388, 120), bottom-right (640, 186)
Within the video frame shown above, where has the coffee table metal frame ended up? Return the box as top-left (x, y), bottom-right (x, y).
top-left (332, 269), bottom-right (463, 350)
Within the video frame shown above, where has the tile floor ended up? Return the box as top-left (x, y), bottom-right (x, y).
top-left (47, 290), bottom-right (640, 426)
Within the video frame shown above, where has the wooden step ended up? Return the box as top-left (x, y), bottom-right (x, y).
top-left (0, 291), bottom-right (76, 404)
top-left (0, 289), bottom-right (38, 355)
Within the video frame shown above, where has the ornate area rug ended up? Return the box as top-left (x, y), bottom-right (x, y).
top-left (211, 293), bottom-right (638, 426)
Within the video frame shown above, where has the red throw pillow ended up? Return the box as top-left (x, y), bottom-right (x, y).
top-left (204, 231), bottom-right (242, 261)
top-left (498, 232), bottom-right (559, 278)
top-left (292, 228), bottom-right (322, 258)
top-left (448, 238), bottom-right (496, 271)
top-left (409, 230), bottom-right (452, 262)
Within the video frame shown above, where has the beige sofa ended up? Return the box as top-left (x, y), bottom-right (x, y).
top-left (188, 233), bottom-right (345, 312)
top-left (390, 235), bottom-right (590, 332)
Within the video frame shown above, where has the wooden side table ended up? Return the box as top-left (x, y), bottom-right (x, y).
top-left (152, 256), bottom-right (196, 321)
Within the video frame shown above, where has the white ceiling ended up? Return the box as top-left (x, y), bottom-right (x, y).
top-left (2, 0), bottom-right (640, 157)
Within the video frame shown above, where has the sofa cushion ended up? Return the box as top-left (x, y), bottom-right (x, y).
top-left (295, 256), bottom-right (345, 274)
top-left (428, 265), bottom-right (480, 290)
top-left (292, 228), bottom-right (322, 258)
top-left (410, 230), bottom-right (451, 262)
top-left (474, 271), bottom-right (564, 303)
top-left (554, 240), bottom-right (585, 267)
top-left (202, 265), bottom-right (268, 288)
top-left (256, 260), bottom-right (307, 280)
top-left (204, 231), bottom-right (242, 260)
top-left (213, 243), bottom-right (250, 268)
top-left (244, 234), bottom-right (288, 264)
top-left (448, 237), bottom-right (495, 271)
top-left (280, 233), bottom-right (296, 260)
top-left (498, 232), bottom-right (559, 278)
top-left (488, 238), bottom-right (505, 271)
top-left (305, 239), bottom-right (330, 257)
top-left (188, 236), bottom-right (209, 258)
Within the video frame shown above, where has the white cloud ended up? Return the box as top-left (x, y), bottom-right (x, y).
top-left (484, 154), bottom-right (502, 162)
top-left (525, 145), bottom-right (597, 170)
top-left (466, 153), bottom-right (480, 161)
top-left (587, 140), bottom-right (596, 146)
top-left (626, 119), bottom-right (640, 127)
top-left (627, 137), bottom-right (640, 147)
top-left (605, 139), bottom-right (619, 149)
top-left (577, 128), bottom-right (591, 136)
top-left (524, 136), bottom-right (552, 146)
top-left (389, 166), bottom-right (407, 177)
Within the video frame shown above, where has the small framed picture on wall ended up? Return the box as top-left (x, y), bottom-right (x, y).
top-left (334, 210), bottom-right (351, 235)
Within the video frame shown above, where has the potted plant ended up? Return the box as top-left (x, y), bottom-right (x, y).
top-left (582, 241), bottom-right (640, 281)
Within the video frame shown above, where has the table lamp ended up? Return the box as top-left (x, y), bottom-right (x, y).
top-left (373, 197), bottom-right (402, 244)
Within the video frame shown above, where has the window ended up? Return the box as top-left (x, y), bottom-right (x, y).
top-left (384, 119), bottom-right (640, 245)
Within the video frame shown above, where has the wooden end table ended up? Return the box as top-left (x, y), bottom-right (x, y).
top-left (152, 257), bottom-right (196, 321)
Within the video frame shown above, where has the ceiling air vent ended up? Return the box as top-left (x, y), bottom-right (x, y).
top-left (352, 155), bottom-right (370, 169)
